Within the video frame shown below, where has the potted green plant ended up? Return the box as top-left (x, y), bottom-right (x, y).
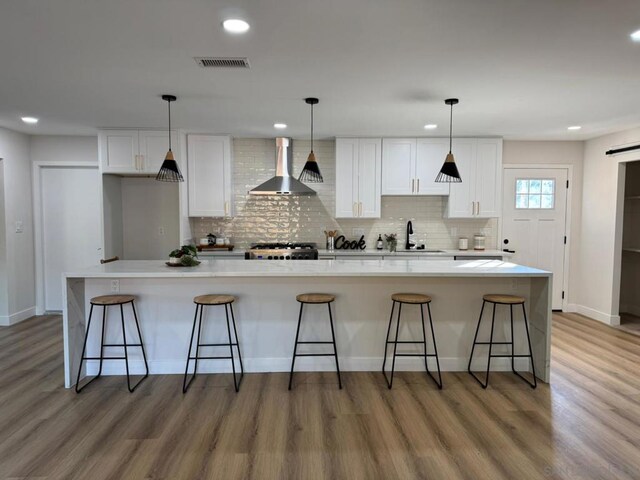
top-left (168, 245), bottom-right (200, 266)
top-left (385, 233), bottom-right (398, 252)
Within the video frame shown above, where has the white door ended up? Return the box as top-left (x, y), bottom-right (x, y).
top-left (415, 138), bottom-right (450, 195)
top-left (381, 138), bottom-right (416, 195)
top-left (358, 138), bottom-right (382, 218)
top-left (502, 168), bottom-right (568, 309)
top-left (41, 167), bottom-right (102, 311)
top-left (335, 138), bottom-right (358, 218)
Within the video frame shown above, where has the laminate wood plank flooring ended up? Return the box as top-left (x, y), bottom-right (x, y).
top-left (1, 312), bottom-right (639, 479)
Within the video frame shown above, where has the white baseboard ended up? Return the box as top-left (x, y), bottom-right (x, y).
top-left (575, 305), bottom-right (620, 326)
top-left (86, 356), bottom-right (531, 376)
top-left (564, 303), bottom-right (578, 313)
top-left (0, 307), bottom-right (36, 326)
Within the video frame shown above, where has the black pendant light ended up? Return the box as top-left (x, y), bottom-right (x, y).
top-left (435, 98), bottom-right (462, 183)
top-left (298, 97), bottom-right (323, 183)
top-left (156, 94), bottom-right (184, 182)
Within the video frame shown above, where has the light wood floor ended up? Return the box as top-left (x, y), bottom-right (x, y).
top-left (1, 313), bottom-right (640, 479)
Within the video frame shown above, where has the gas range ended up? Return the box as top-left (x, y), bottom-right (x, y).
top-left (244, 242), bottom-right (319, 260)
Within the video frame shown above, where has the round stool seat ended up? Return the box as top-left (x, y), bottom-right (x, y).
top-left (483, 294), bottom-right (525, 305)
top-left (194, 294), bottom-right (235, 305)
top-left (296, 293), bottom-right (335, 304)
top-left (90, 294), bottom-right (135, 306)
top-left (391, 293), bottom-right (432, 304)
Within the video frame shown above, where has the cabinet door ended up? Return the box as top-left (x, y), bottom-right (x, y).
top-left (187, 135), bottom-right (232, 217)
top-left (415, 138), bottom-right (450, 195)
top-left (335, 138), bottom-right (358, 218)
top-left (99, 130), bottom-right (139, 173)
top-left (474, 139), bottom-right (502, 217)
top-left (381, 138), bottom-right (416, 195)
top-left (138, 130), bottom-right (179, 174)
top-left (358, 138), bottom-right (382, 218)
top-left (446, 138), bottom-right (477, 218)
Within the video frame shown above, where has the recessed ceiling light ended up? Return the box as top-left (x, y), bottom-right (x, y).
top-left (631, 29), bottom-right (640, 42)
top-left (223, 19), bottom-right (250, 34)
top-left (567, 125), bottom-right (582, 131)
top-left (273, 123), bottom-right (287, 129)
top-left (424, 124), bottom-right (438, 130)
top-left (21, 116), bottom-right (38, 124)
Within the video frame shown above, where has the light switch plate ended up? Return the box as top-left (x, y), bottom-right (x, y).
top-left (15, 221), bottom-right (23, 233)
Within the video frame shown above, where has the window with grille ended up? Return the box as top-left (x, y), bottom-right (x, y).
top-left (515, 179), bottom-right (555, 209)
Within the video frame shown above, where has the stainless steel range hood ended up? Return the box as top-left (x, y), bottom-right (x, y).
top-left (249, 137), bottom-right (316, 195)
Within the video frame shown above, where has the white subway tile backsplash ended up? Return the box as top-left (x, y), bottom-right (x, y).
top-left (191, 138), bottom-right (497, 249)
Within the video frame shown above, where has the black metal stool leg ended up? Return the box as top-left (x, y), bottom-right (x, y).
top-left (512, 303), bottom-right (537, 389)
top-left (386, 302), bottom-right (403, 389)
top-left (327, 303), bottom-right (342, 389)
top-left (469, 301), bottom-right (496, 389)
top-left (75, 304), bottom-right (96, 393)
top-left (381, 300), bottom-right (396, 383)
top-left (467, 300), bottom-right (486, 376)
top-left (183, 304), bottom-right (201, 393)
top-left (510, 305), bottom-right (516, 374)
top-left (288, 302), bottom-right (304, 390)
top-left (130, 301), bottom-right (149, 380)
top-left (424, 302), bottom-right (443, 389)
top-left (229, 304), bottom-right (244, 376)
top-left (224, 304), bottom-right (240, 392)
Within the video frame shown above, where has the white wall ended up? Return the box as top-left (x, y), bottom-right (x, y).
top-left (0, 127), bottom-right (35, 325)
top-left (30, 135), bottom-right (98, 165)
top-left (503, 141), bottom-right (584, 308)
top-left (121, 177), bottom-right (179, 260)
top-left (0, 159), bottom-right (7, 317)
top-left (578, 126), bottom-right (640, 324)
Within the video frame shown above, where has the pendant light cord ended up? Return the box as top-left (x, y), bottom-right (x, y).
top-left (168, 99), bottom-right (172, 151)
top-left (310, 102), bottom-right (314, 153)
top-left (449, 102), bottom-right (453, 154)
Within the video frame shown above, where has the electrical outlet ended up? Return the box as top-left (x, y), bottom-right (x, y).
top-left (110, 280), bottom-right (120, 293)
top-left (158, 227), bottom-right (166, 236)
top-left (15, 221), bottom-right (23, 233)
top-left (352, 228), bottom-right (365, 238)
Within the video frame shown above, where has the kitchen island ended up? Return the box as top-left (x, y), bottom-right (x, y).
top-left (63, 259), bottom-right (551, 388)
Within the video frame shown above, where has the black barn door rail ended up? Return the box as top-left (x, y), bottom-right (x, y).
top-left (606, 144), bottom-right (640, 156)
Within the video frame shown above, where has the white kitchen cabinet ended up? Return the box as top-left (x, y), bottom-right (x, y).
top-left (99, 129), bottom-right (178, 175)
top-left (335, 138), bottom-right (381, 218)
top-left (446, 138), bottom-right (502, 218)
top-left (187, 135), bottom-right (233, 217)
top-left (381, 138), bottom-right (449, 195)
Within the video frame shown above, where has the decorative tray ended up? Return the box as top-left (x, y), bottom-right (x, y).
top-left (165, 261), bottom-right (201, 267)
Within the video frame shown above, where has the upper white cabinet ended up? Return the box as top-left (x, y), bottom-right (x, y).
top-left (99, 129), bottom-right (178, 174)
top-left (381, 138), bottom-right (449, 195)
top-left (335, 138), bottom-right (382, 218)
top-left (187, 135), bottom-right (233, 217)
top-left (446, 138), bottom-right (502, 218)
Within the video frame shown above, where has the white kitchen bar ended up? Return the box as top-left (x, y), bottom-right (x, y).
top-left (63, 258), bottom-right (551, 388)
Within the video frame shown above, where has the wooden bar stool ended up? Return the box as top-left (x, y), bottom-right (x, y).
top-left (468, 294), bottom-right (537, 389)
top-left (75, 295), bottom-right (149, 393)
top-left (382, 293), bottom-right (443, 389)
top-left (289, 293), bottom-right (342, 390)
top-left (183, 294), bottom-right (244, 393)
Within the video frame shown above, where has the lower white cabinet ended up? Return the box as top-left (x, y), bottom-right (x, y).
top-left (99, 129), bottom-right (178, 175)
top-left (446, 138), bottom-right (502, 218)
top-left (187, 135), bottom-right (233, 217)
top-left (335, 138), bottom-right (382, 218)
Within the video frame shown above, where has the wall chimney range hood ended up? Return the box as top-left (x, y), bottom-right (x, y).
top-left (249, 138), bottom-right (316, 195)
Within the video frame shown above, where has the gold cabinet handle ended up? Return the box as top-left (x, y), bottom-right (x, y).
top-left (477, 201), bottom-right (480, 216)
top-left (472, 201), bottom-right (476, 216)
top-left (359, 202), bottom-right (363, 216)
top-left (416, 178), bottom-right (420, 193)
top-left (411, 178), bottom-right (415, 193)
top-left (353, 202), bottom-right (357, 217)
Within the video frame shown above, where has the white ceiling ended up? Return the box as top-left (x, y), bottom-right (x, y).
top-left (1, 0), bottom-right (639, 140)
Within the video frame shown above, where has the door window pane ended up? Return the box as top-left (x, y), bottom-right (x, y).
top-left (515, 178), bottom-right (555, 209)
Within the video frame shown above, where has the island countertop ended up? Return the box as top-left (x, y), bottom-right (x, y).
top-left (64, 258), bottom-right (549, 279)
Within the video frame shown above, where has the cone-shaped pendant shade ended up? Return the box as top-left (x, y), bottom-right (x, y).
top-left (156, 150), bottom-right (184, 182)
top-left (435, 152), bottom-right (461, 183)
top-left (435, 98), bottom-right (462, 183)
top-left (299, 97), bottom-right (323, 183)
top-left (156, 94), bottom-right (184, 182)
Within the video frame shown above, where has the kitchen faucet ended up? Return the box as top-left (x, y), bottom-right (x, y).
top-left (406, 221), bottom-right (415, 250)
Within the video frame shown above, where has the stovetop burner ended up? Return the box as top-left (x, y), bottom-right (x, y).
top-left (245, 242), bottom-right (319, 260)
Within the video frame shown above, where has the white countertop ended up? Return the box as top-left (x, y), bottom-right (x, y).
top-left (65, 259), bottom-right (548, 279)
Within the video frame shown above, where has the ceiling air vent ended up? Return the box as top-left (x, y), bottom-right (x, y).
top-left (194, 57), bottom-right (250, 68)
